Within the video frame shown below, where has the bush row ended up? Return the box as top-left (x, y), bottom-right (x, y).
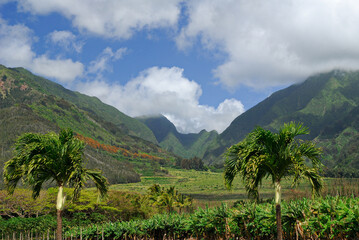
top-left (71, 196), bottom-right (359, 240)
top-left (3, 196), bottom-right (356, 239)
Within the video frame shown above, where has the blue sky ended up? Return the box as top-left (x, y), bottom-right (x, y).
top-left (1, 0), bottom-right (359, 133)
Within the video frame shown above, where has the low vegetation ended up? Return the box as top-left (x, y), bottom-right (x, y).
top-left (2, 195), bottom-right (359, 239)
top-left (67, 196), bottom-right (359, 240)
top-left (1, 177), bottom-right (359, 239)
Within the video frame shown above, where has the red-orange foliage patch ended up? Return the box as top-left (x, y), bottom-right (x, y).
top-left (75, 134), bottom-right (163, 161)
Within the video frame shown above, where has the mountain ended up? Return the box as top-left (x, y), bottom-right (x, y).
top-left (3, 66), bottom-right (157, 143)
top-left (0, 65), bottom-right (177, 185)
top-left (204, 70), bottom-right (359, 175)
top-left (137, 115), bottom-right (218, 159)
top-left (2, 64), bottom-right (359, 179)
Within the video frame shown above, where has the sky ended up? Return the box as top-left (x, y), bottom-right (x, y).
top-left (1, 0), bottom-right (359, 134)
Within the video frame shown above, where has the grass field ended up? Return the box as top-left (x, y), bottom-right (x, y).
top-left (111, 168), bottom-right (349, 207)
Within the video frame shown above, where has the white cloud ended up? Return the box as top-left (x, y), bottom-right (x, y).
top-left (0, 18), bottom-right (84, 83)
top-left (78, 66), bottom-right (244, 133)
top-left (0, 18), bottom-right (34, 67)
top-left (18, 0), bottom-right (182, 39)
top-left (32, 56), bottom-right (84, 83)
top-left (178, 0), bottom-right (359, 88)
top-left (88, 47), bottom-right (127, 76)
top-left (48, 30), bottom-right (83, 53)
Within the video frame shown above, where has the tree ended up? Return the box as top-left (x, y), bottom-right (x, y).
top-left (224, 122), bottom-right (323, 240)
top-left (3, 129), bottom-right (108, 240)
top-left (146, 184), bottom-right (192, 213)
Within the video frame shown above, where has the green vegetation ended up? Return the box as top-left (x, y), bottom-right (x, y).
top-left (74, 196), bottom-right (359, 239)
top-left (3, 129), bottom-right (108, 240)
top-left (175, 156), bottom-right (206, 171)
top-left (1, 177), bottom-right (359, 239)
top-left (1, 65), bottom-right (157, 143)
top-left (138, 114), bottom-right (218, 159)
top-left (112, 168), bottom-right (310, 206)
top-left (146, 184), bottom-right (193, 213)
top-left (0, 65), bottom-right (179, 185)
top-left (205, 70), bottom-right (359, 176)
top-left (3, 196), bottom-right (358, 240)
top-left (2, 65), bottom-right (359, 184)
top-left (224, 122), bottom-right (323, 240)
top-left (0, 185), bottom-right (194, 238)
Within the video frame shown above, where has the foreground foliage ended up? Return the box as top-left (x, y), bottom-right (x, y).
top-left (2, 196), bottom-right (358, 239)
top-left (66, 196), bottom-right (359, 240)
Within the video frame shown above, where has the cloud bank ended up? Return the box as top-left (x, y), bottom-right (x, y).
top-left (178, 0), bottom-right (359, 88)
top-left (17, 0), bottom-right (359, 89)
top-left (18, 0), bottom-right (182, 39)
top-left (78, 66), bottom-right (244, 133)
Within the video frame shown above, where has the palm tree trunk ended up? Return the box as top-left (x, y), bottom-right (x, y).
top-left (56, 185), bottom-right (66, 240)
top-left (275, 181), bottom-right (283, 240)
top-left (56, 209), bottom-right (62, 240)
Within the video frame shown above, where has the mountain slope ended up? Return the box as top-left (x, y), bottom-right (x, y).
top-left (3, 66), bottom-right (157, 143)
top-left (138, 115), bottom-right (218, 159)
top-left (0, 65), bottom-right (176, 185)
top-left (204, 70), bottom-right (359, 173)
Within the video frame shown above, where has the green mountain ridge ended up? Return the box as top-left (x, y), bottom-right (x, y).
top-left (203, 69), bottom-right (359, 174)
top-left (2, 64), bottom-right (359, 179)
top-left (0, 65), bottom-right (177, 185)
top-left (6, 66), bottom-right (157, 143)
top-left (137, 115), bottom-right (218, 159)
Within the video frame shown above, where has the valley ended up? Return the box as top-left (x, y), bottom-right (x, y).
top-left (2, 65), bottom-right (359, 184)
top-left (1, 65), bottom-right (359, 239)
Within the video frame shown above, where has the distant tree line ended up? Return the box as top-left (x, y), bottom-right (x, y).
top-left (176, 157), bottom-right (207, 171)
top-left (322, 167), bottom-right (359, 178)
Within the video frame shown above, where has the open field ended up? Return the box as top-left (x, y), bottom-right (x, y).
top-left (112, 168), bottom-right (359, 207)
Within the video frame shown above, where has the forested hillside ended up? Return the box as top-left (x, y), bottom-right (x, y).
top-left (2, 65), bottom-right (359, 179)
top-left (0, 65), bottom-right (178, 185)
top-left (138, 115), bottom-right (218, 159)
top-left (204, 70), bottom-right (359, 176)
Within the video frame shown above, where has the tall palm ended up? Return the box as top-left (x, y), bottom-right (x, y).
top-left (3, 129), bottom-right (108, 240)
top-left (224, 122), bottom-right (323, 240)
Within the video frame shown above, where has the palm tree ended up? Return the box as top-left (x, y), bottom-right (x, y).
top-left (224, 122), bottom-right (323, 240)
top-left (3, 129), bottom-right (108, 240)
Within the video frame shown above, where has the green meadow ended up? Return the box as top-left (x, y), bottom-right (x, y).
top-left (112, 168), bottom-right (359, 207)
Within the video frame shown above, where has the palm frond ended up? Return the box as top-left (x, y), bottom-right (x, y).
top-left (303, 168), bottom-right (323, 197)
top-left (85, 169), bottom-right (109, 199)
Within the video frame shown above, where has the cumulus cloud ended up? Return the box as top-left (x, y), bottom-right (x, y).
top-left (32, 56), bottom-right (84, 83)
top-left (0, 18), bottom-right (34, 67)
top-left (48, 30), bottom-right (83, 53)
top-left (88, 47), bottom-right (127, 76)
top-left (0, 18), bottom-right (84, 83)
top-left (178, 0), bottom-right (359, 88)
top-left (78, 66), bottom-right (244, 133)
top-left (18, 0), bottom-right (182, 39)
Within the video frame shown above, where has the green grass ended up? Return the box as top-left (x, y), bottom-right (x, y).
top-left (111, 168), bottom-right (325, 207)
top-left (112, 168), bottom-right (359, 208)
